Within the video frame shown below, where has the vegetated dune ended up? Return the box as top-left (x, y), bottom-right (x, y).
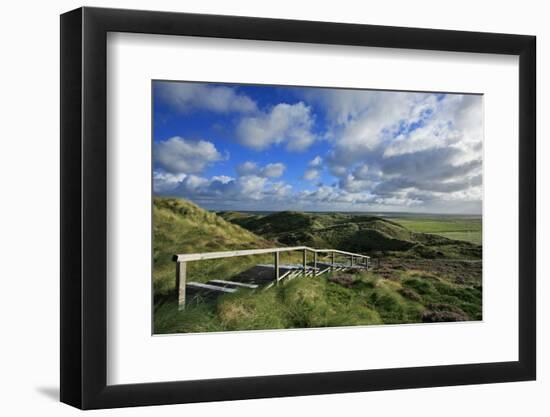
top-left (153, 197), bottom-right (274, 298)
top-left (219, 210), bottom-right (481, 259)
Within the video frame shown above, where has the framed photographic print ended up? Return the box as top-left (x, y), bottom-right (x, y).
top-left (60, 7), bottom-right (536, 409)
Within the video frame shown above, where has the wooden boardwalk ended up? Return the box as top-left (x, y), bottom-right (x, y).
top-left (174, 246), bottom-right (370, 309)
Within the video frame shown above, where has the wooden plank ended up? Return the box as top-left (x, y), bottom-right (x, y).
top-left (186, 282), bottom-right (237, 293)
top-left (285, 271), bottom-right (300, 282)
top-left (175, 246), bottom-right (369, 263)
top-left (209, 280), bottom-right (258, 289)
top-left (175, 246), bottom-right (311, 262)
top-left (257, 264), bottom-right (317, 271)
top-left (317, 248), bottom-right (371, 260)
top-left (278, 270), bottom-right (292, 282)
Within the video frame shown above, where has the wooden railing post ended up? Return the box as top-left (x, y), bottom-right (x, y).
top-left (331, 252), bottom-right (335, 270)
top-left (274, 251), bottom-right (279, 285)
top-left (303, 249), bottom-right (307, 276)
top-left (313, 251), bottom-right (318, 277)
top-left (176, 261), bottom-right (187, 310)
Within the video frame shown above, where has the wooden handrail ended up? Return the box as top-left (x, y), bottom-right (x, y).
top-left (173, 246), bottom-right (370, 262)
top-left (316, 248), bottom-right (371, 259)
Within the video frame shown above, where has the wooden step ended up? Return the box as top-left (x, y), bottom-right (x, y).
top-left (209, 279), bottom-right (258, 289)
top-left (256, 263), bottom-right (317, 271)
top-left (316, 262), bottom-right (367, 269)
top-left (186, 282), bottom-right (237, 293)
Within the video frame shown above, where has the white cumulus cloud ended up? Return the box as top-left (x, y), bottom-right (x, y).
top-left (155, 82), bottom-right (257, 114)
top-left (309, 156), bottom-right (323, 167)
top-left (154, 136), bottom-right (222, 174)
top-left (303, 168), bottom-right (320, 181)
top-left (236, 102), bottom-right (316, 151)
top-left (236, 161), bottom-right (286, 178)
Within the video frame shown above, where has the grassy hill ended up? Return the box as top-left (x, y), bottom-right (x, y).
top-left (153, 197), bottom-right (274, 298)
top-left (218, 210), bottom-right (481, 259)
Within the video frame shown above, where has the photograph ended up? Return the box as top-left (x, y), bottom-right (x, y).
top-left (152, 81), bottom-right (483, 334)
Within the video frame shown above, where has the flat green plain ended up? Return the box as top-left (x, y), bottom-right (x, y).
top-left (391, 217), bottom-right (482, 245)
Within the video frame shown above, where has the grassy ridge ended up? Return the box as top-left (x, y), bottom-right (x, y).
top-left (219, 210), bottom-right (482, 259)
top-left (153, 197), bottom-right (275, 298)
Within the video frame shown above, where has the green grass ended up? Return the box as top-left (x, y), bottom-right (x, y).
top-left (154, 269), bottom-right (481, 334)
top-left (153, 197), bottom-right (275, 299)
top-left (392, 217), bottom-right (482, 245)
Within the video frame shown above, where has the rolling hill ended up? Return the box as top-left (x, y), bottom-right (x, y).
top-left (153, 197), bottom-right (274, 297)
top-left (218, 210), bottom-right (481, 259)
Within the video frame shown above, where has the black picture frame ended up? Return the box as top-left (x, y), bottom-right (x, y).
top-left (60, 6), bottom-right (536, 410)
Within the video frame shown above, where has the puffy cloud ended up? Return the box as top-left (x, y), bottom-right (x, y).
top-left (303, 168), bottom-right (320, 181)
top-left (236, 161), bottom-right (286, 178)
top-left (154, 171), bottom-right (294, 205)
top-left (154, 136), bottom-right (222, 174)
top-left (321, 92), bottom-right (441, 169)
top-left (153, 171), bottom-right (186, 193)
top-left (236, 102), bottom-right (316, 151)
top-left (383, 94), bottom-right (482, 158)
top-left (155, 82), bottom-right (257, 113)
top-left (309, 156), bottom-right (323, 167)
top-left (262, 163), bottom-right (286, 178)
top-left (302, 156), bottom-right (324, 181)
top-left (233, 175), bottom-right (268, 200)
top-left (339, 174), bottom-right (373, 193)
top-left (307, 90), bottom-right (483, 210)
top-left (352, 164), bottom-right (370, 180)
top-left (235, 161), bottom-right (258, 176)
top-left (268, 181), bottom-right (293, 199)
top-left (379, 147), bottom-right (481, 183)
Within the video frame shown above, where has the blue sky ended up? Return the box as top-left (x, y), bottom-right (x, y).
top-left (153, 81), bottom-right (483, 214)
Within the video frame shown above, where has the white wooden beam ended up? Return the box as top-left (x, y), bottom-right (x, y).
top-left (176, 261), bottom-right (187, 310)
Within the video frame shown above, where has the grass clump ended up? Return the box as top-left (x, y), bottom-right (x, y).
top-left (217, 290), bottom-right (288, 331)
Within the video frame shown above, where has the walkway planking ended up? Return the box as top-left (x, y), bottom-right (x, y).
top-left (185, 261), bottom-right (368, 301)
top-left (186, 282), bottom-right (237, 293)
top-left (209, 279), bottom-right (259, 289)
top-left (175, 246), bottom-right (370, 308)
